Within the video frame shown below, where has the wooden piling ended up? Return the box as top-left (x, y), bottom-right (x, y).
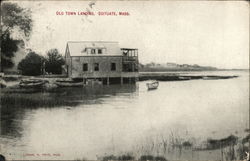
top-left (120, 77), bottom-right (123, 85)
top-left (107, 77), bottom-right (110, 85)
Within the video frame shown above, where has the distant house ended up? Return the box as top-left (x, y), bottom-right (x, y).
top-left (180, 64), bottom-right (190, 68)
top-left (65, 41), bottom-right (139, 84)
top-left (166, 62), bottom-right (178, 68)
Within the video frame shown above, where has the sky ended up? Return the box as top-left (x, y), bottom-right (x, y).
top-left (10, 1), bottom-right (250, 69)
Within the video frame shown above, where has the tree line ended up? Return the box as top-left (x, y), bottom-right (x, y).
top-left (18, 49), bottom-right (65, 76)
top-left (1, 2), bottom-right (65, 76)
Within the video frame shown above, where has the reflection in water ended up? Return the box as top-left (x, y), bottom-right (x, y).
top-left (1, 107), bottom-right (25, 138)
top-left (1, 84), bottom-right (137, 108)
top-left (1, 84), bottom-right (137, 138)
top-left (0, 71), bottom-right (249, 160)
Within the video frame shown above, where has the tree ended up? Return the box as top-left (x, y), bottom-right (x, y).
top-left (1, 32), bottom-right (19, 69)
top-left (18, 51), bottom-right (45, 76)
top-left (45, 49), bottom-right (65, 74)
top-left (1, 2), bottom-right (32, 71)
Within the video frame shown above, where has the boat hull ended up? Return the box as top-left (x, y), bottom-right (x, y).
top-left (146, 81), bottom-right (159, 90)
top-left (55, 81), bottom-right (84, 87)
top-left (19, 81), bottom-right (47, 88)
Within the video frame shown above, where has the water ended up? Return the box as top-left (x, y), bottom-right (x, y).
top-left (0, 71), bottom-right (249, 160)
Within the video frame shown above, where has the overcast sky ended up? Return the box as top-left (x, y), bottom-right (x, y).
top-left (13, 1), bottom-right (249, 69)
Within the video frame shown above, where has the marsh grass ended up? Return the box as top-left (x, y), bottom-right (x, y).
top-left (139, 155), bottom-right (167, 161)
top-left (117, 155), bottom-right (135, 161)
top-left (100, 154), bottom-right (166, 161)
top-left (102, 155), bottom-right (117, 161)
top-left (74, 158), bottom-right (87, 161)
top-left (102, 154), bottom-right (135, 161)
top-left (129, 130), bottom-right (249, 161)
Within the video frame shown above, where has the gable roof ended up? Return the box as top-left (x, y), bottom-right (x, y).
top-left (66, 41), bottom-right (122, 56)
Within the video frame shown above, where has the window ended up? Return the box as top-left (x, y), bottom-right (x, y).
top-left (94, 63), bottom-right (99, 71)
top-left (83, 63), bottom-right (88, 71)
top-left (91, 49), bottom-right (95, 54)
top-left (111, 63), bottom-right (116, 71)
top-left (122, 63), bottom-right (133, 72)
top-left (98, 49), bottom-right (102, 54)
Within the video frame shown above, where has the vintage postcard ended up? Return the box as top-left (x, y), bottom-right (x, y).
top-left (0, 0), bottom-right (249, 161)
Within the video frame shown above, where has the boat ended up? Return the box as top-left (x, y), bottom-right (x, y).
top-left (202, 76), bottom-right (217, 80)
top-left (146, 81), bottom-right (159, 90)
top-left (55, 80), bottom-right (84, 87)
top-left (86, 79), bottom-right (102, 86)
top-left (178, 76), bottom-right (191, 80)
top-left (19, 79), bottom-right (48, 88)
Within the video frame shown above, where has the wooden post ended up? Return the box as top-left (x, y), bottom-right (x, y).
top-left (135, 77), bottom-right (139, 82)
top-left (83, 75), bottom-right (85, 85)
top-left (107, 77), bottom-right (110, 85)
top-left (120, 77), bottom-right (123, 85)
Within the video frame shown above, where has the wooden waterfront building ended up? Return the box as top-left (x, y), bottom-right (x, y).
top-left (65, 41), bottom-right (139, 85)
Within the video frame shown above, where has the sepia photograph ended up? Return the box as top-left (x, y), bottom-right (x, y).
top-left (0, 0), bottom-right (249, 161)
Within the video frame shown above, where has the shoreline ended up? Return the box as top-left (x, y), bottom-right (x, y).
top-left (139, 73), bottom-right (238, 81)
top-left (0, 72), bottom-right (239, 88)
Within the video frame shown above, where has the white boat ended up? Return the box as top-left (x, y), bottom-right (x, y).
top-left (146, 81), bottom-right (159, 90)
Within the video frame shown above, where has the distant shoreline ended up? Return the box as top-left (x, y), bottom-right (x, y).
top-left (139, 68), bottom-right (249, 72)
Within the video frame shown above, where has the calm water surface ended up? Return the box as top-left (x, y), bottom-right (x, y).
top-left (0, 71), bottom-right (249, 160)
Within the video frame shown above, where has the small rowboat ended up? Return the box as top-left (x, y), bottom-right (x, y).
top-left (146, 81), bottom-right (159, 90)
top-left (55, 80), bottom-right (84, 87)
top-left (178, 76), bottom-right (191, 80)
top-left (19, 79), bottom-right (48, 88)
top-left (202, 76), bottom-right (217, 80)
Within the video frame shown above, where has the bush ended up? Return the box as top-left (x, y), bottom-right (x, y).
top-left (154, 156), bottom-right (167, 161)
top-left (102, 155), bottom-right (117, 161)
top-left (117, 155), bottom-right (134, 160)
top-left (139, 155), bottom-right (154, 161)
top-left (102, 154), bottom-right (134, 161)
top-left (139, 155), bottom-right (167, 161)
top-left (18, 51), bottom-right (45, 76)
